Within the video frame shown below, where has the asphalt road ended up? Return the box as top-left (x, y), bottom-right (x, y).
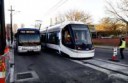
top-left (95, 47), bottom-right (128, 65)
top-left (14, 49), bottom-right (128, 83)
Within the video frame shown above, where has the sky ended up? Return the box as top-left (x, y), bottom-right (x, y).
top-left (5, 0), bottom-right (108, 29)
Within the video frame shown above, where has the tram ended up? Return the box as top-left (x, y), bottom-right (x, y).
top-left (41, 21), bottom-right (95, 58)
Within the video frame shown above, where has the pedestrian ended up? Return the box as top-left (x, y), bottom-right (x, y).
top-left (119, 37), bottom-right (126, 59)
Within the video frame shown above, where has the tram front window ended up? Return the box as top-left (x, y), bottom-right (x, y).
top-left (71, 24), bottom-right (92, 50)
top-left (64, 31), bottom-right (71, 44)
top-left (62, 25), bottom-right (74, 49)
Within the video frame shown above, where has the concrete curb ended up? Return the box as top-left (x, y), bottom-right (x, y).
top-left (95, 45), bottom-right (128, 51)
top-left (94, 46), bottom-right (113, 49)
top-left (9, 49), bottom-right (15, 83)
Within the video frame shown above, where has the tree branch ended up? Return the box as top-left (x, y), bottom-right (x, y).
top-left (106, 0), bottom-right (128, 23)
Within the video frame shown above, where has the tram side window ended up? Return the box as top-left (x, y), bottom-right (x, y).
top-left (48, 32), bottom-right (58, 44)
top-left (64, 31), bottom-right (71, 44)
top-left (48, 33), bottom-right (53, 44)
top-left (62, 27), bottom-right (73, 48)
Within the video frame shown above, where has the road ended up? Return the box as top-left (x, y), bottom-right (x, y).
top-left (95, 47), bottom-right (128, 65)
top-left (14, 48), bottom-right (128, 83)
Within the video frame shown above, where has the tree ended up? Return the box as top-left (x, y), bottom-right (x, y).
top-left (96, 17), bottom-right (125, 36)
top-left (106, 0), bottom-right (128, 34)
top-left (56, 10), bottom-right (92, 24)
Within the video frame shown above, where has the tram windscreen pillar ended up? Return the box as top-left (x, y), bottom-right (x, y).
top-left (0, 0), bottom-right (6, 55)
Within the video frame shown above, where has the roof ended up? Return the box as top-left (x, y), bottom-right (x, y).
top-left (41, 21), bottom-right (86, 33)
top-left (17, 28), bottom-right (39, 31)
top-left (47, 21), bottom-right (84, 30)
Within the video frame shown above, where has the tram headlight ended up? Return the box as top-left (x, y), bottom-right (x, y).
top-left (91, 46), bottom-right (95, 50)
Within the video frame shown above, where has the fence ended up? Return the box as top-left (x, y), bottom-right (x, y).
top-left (0, 47), bottom-right (11, 83)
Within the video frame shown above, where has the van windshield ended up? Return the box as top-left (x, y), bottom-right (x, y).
top-left (19, 34), bottom-right (40, 43)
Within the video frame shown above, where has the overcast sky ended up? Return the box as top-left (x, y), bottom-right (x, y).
top-left (5, 0), bottom-right (108, 28)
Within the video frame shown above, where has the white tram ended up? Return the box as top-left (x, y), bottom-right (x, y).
top-left (41, 21), bottom-right (95, 58)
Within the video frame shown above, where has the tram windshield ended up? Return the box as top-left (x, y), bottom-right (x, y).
top-left (71, 24), bottom-right (92, 50)
top-left (62, 24), bottom-right (93, 50)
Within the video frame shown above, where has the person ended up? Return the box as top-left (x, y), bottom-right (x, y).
top-left (119, 37), bottom-right (126, 59)
top-left (65, 31), bottom-right (71, 43)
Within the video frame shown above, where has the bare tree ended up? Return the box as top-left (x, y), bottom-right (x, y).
top-left (100, 17), bottom-right (119, 31)
top-left (55, 14), bottom-right (65, 24)
top-left (106, 0), bottom-right (128, 34)
top-left (56, 10), bottom-right (92, 24)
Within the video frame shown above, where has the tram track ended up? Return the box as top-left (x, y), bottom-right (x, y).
top-left (82, 59), bottom-right (128, 76)
top-left (71, 58), bottom-right (128, 81)
top-left (92, 58), bottom-right (128, 68)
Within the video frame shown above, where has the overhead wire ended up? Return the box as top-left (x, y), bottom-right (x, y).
top-left (42, 0), bottom-right (68, 18)
top-left (45, 0), bottom-right (65, 14)
top-left (41, 0), bottom-right (68, 28)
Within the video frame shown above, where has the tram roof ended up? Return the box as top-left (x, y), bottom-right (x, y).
top-left (48, 21), bottom-right (84, 30)
top-left (40, 21), bottom-right (85, 33)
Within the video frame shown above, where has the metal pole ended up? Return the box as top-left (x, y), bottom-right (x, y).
top-left (10, 6), bottom-right (13, 44)
top-left (9, 6), bottom-right (15, 44)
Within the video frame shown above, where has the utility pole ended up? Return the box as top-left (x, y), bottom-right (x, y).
top-left (0, 0), bottom-right (6, 55)
top-left (8, 6), bottom-right (15, 44)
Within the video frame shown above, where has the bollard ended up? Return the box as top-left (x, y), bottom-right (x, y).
top-left (0, 47), bottom-right (10, 83)
top-left (109, 47), bottom-right (119, 62)
top-left (112, 47), bottom-right (117, 60)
